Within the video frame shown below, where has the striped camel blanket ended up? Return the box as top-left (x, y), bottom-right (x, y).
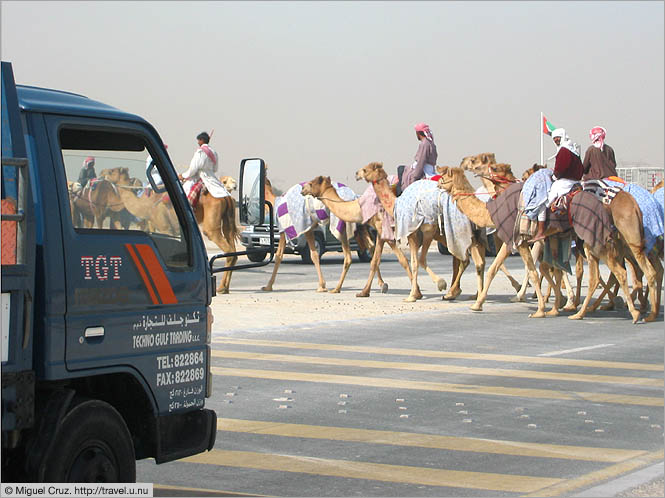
top-left (568, 191), bottom-right (614, 251)
top-left (486, 182), bottom-right (523, 252)
top-left (275, 182), bottom-right (357, 243)
top-left (603, 180), bottom-right (664, 253)
top-left (394, 179), bottom-right (474, 261)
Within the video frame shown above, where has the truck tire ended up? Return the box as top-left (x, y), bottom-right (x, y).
top-left (247, 250), bottom-right (267, 263)
top-left (40, 399), bottom-right (135, 483)
top-left (357, 248), bottom-right (373, 262)
top-left (301, 233), bottom-right (324, 264)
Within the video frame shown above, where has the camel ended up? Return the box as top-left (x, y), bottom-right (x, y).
top-left (100, 168), bottom-right (179, 236)
top-left (354, 162), bottom-right (494, 303)
top-left (260, 178), bottom-right (369, 294)
top-left (436, 166), bottom-right (575, 318)
top-left (438, 165), bottom-right (652, 323)
top-left (69, 178), bottom-right (128, 230)
top-left (301, 175), bottom-right (414, 297)
top-left (462, 155), bottom-right (582, 310)
top-left (652, 180), bottom-right (664, 193)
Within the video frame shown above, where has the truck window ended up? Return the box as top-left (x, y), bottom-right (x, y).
top-left (59, 127), bottom-right (190, 268)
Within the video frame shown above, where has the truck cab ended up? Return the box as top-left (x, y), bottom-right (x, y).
top-left (1, 61), bottom-right (268, 482)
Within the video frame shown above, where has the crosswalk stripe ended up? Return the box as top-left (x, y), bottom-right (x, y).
top-left (216, 418), bottom-right (646, 463)
top-left (183, 449), bottom-right (562, 493)
top-left (211, 350), bottom-right (663, 387)
top-left (211, 367), bottom-right (664, 406)
top-left (212, 338), bottom-right (663, 371)
top-left (522, 450), bottom-right (664, 497)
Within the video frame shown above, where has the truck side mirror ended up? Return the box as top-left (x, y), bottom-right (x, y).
top-left (238, 158), bottom-right (265, 226)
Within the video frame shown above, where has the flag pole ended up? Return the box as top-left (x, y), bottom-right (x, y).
top-left (540, 112), bottom-right (544, 166)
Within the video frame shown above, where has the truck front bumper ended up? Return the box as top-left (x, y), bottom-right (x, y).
top-left (154, 408), bottom-right (216, 464)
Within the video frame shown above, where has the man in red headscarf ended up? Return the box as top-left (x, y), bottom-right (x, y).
top-left (582, 126), bottom-right (617, 181)
top-left (400, 122), bottom-right (438, 191)
top-left (77, 156), bottom-right (96, 188)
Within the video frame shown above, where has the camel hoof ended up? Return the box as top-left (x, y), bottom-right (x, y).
top-left (529, 310), bottom-right (546, 318)
top-left (511, 280), bottom-right (522, 293)
top-left (381, 283), bottom-right (389, 294)
top-left (329, 289), bottom-right (341, 294)
top-left (437, 279), bottom-right (448, 291)
top-left (563, 305), bottom-right (577, 312)
top-left (261, 286), bottom-right (273, 292)
top-left (356, 291), bottom-right (370, 298)
top-left (404, 296), bottom-right (417, 303)
top-left (511, 295), bottom-right (527, 303)
top-left (644, 313), bottom-right (657, 323)
top-left (470, 303), bottom-right (483, 312)
top-left (443, 288), bottom-right (461, 300)
top-left (631, 310), bottom-right (642, 323)
top-left (317, 288), bottom-right (328, 293)
top-left (216, 287), bottom-right (229, 294)
top-left (546, 309), bottom-right (559, 317)
top-left (569, 313), bottom-right (583, 320)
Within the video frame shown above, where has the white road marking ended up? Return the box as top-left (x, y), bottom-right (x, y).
top-left (538, 344), bottom-right (616, 357)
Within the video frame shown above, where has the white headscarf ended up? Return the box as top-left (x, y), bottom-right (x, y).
top-left (549, 128), bottom-right (580, 158)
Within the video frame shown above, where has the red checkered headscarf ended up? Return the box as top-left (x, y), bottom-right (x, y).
top-left (589, 126), bottom-right (606, 150)
top-left (414, 123), bottom-right (434, 142)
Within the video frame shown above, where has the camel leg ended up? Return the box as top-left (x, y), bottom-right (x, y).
top-left (390, 239), bottom-right (421, 298)
top-left (518, 244), bottom-right (548, 318)
top-left (465, 241), bottom-right (485, 301)
top-left (570, 249), bottom-right (602, 321)
top-left (302, 231), bottom-right (327, 292)
top-left (421, 232), bottom-right (448, 294)
top-left (604, 251), bottom-right (641, 323)
top-left (357, 238), bottom-right (385, 297)
top-left (589, 274), bottom-right (619, 312)
top-left (627, 246), bottom-right (658, 322)
top-left (261, 233), bottom-right (287, 292)
top-left (540, 264), bottom-right (560, 317)
top-left (443, 255), bottom-right (465, 300)
top-left (330, 234), bottom-right (353, 293)
top-left (644, 252), bottom-right (663, 322)
top-left (405, 233), bottom-right (422, 302)
top-left (472, 242), bottom-right (511, 311)
top-left (574, 248), bottom-right (584, 307)
top-left (499, 264), bottom-right (522, 294)
top-left (561, 272), bottom-right (577, 311)
top-left (513, 241), bottom-right (542, 303)
top-left (205, 228), bottom-right (237, 294)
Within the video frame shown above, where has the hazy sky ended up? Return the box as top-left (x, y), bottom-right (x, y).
top-left (2, 1), bottom-right (663, 192)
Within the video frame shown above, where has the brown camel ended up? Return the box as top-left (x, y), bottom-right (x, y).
top-left (436, 166), bottom-right (570, 318)
top-left (651, 180), bottom-right (664, 193)
top-left (260, 178), bottom-right (361, 293)
top-left (439, 166), bottom-right (651, 323)
top-left (69, 178), bottom-right (127, 229)
top-left (354, 162), bottom-right (495, 303)
top-left (101, 168), bottom-right (179, 236)
top-left (463, 155), bottom-right (580, 310)
top-left (301, 175), bottom-right (414, 297)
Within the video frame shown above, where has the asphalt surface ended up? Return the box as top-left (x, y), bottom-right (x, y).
top-left (139, 249), bottom-right (663, 497)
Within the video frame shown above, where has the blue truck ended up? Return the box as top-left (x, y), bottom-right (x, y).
top-left (1, 61), bottom-right (271, 482)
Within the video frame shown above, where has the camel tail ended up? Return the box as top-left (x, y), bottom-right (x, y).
top-left (353, 224), bottom-right (374, 253)
top-left (221, 197), bottom-right (241, 242)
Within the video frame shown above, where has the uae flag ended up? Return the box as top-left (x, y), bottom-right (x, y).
top-left (542, 115), bottom-right (557, 135)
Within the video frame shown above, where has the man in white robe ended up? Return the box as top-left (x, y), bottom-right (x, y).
top-left (179, 131), bottom-right (229, 206)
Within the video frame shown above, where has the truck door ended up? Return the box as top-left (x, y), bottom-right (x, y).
top-left (46, 117), bottom-right (211, 415)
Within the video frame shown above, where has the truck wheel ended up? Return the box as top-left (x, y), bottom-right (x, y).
top-left (40, 399), bottom-right (135, 483)
top-left (301, 233), bottom-right (324, 264)
top-left (247, 250), bottom-right (267, 263)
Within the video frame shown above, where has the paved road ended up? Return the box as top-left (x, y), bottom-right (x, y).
top-left (139, 251), bottom-right (663, 497)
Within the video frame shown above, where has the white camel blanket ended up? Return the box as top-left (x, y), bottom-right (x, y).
top-left (394, 179), bottom-right (474, 261)
top-left (275, 182), bottom-right (357, 242)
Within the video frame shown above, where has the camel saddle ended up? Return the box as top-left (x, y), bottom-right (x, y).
top-left (581, 179), bottom-right (622, 206)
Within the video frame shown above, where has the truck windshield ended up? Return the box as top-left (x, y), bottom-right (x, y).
top-left (60, 128), bottom-right (190, 268)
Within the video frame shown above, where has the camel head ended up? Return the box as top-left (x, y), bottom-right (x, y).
top-left (436, 166), bottom-right (472, 195)
top-left (301, 176), bottom-right (332, 197)
top-left (355, 162), bottom-right (387, 183)
top-left (488, 163), bottom-right (517, 182)
top-left (459, 153), bottom-right (496, 175)
top-left (220, 175), bottom-right (237, 192)
top-left (521, 163), bottom-right (546, 181)
top-left (100, 167), bottom-right (131, 185)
